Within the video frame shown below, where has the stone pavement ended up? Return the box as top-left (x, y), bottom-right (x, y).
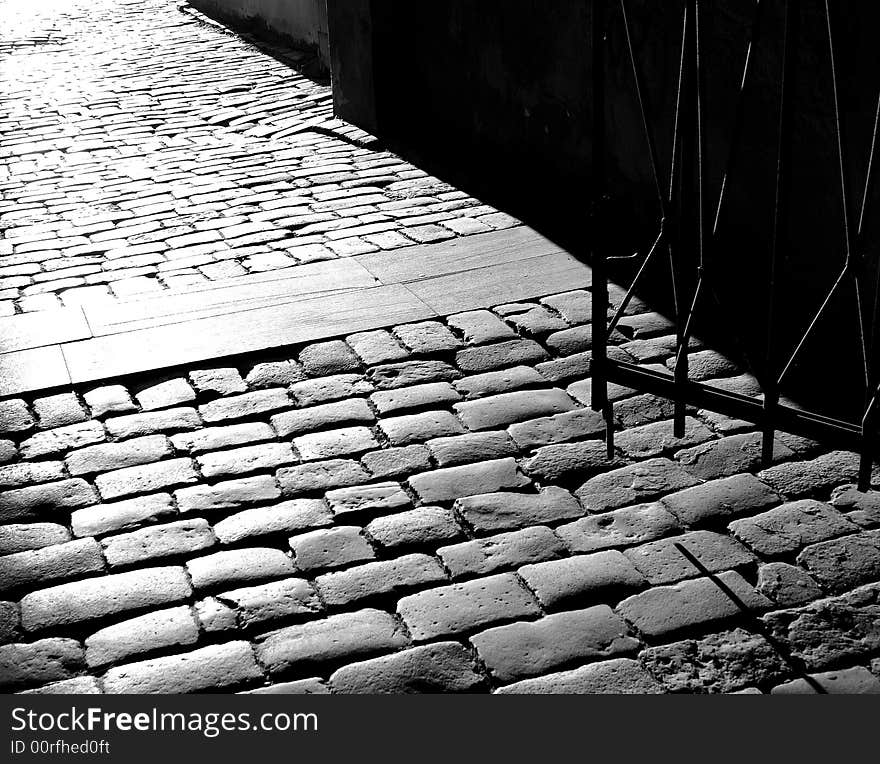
top-left (0, 0), bottom-right (517, 317)
top-left (2, 0), bottom-right (880, 695)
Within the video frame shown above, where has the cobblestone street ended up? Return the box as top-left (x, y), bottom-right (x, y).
top-left (2, 0), bottom-right (880, 695)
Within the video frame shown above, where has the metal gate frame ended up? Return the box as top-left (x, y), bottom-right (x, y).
top-left (589, 0), bottom-right (880, 490)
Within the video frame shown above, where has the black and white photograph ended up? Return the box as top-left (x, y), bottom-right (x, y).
top-left (1, 0), bottom-right (879, 742)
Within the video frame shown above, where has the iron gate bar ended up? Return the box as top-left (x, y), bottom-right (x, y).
top-left (590, 0), bottom-right (880, 490)
top-left (763, 0), bottom-right (797, 464)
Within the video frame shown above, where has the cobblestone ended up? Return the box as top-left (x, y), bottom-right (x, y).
top-left (675, 433), bottom-right (793, 480)
top-left (615, 417), bottom-right (715, 459)
top-left (102, 641), bottom-right (261, 694)
top-left (729, 500), bottom-right (857, 557)
top-left (379, 410), bottom-right (464, 445)
top-left (33, 393), bottom-right (88, 429)
top-left (509, 306), bottom-right (568, 336)
top-left (187, 547), bottom-right (296, 590)
top-left (398, 573), bottom-right (540, 640)
top-left (455, 487), bottom-right (583, 533)
top-left (447, 310), bottom-right (515, 345)
top-left (70, 493), bottom-right (175, 538)
top-left (367, 360), bottom-right (460, 389)
top-left (0, 537), bottom-right (104, 593)
top-left (471, 606), bottom-right (639, 683)
top-left (1, 479), bottom-right (98, 522)
top-left (346, 331), bottom-right (408, 365)
top-left (0, 400), bottom-right (34, 434)
top-left (456, 389), bottom-right (577, 432)
top-left (0, 522), bottom-right (70, 554)
top-left (508, 408), bottom-right (606, 450)
top-left (393, 321), bottom-right (461, 354)
top-left (756, 562), bottom-right (824, 607)
top-left (219, 578), bottom-right (321, 628)
top-left (325, 483), bottom-right (410, 518)
top-left (189, 368), bottom-right (247, 396)
top-left (0, 638), bottom-right (84, 691)
top-left (21, 566), bottom-right (192, 631)
top-left (370, 382), bottom-right (459, 414)
top-left (213, 499), bottom-right (331, 544)
top-left (246, 361), bottom-right (306, 389)
top-left (796, 531), bottom-right (880, 593)
top-left (330, 642), bottom-right (484, 693)
top-left (317, 554), bottom-right (447, 606)
top-left (771, 666), bottom-right (880, 694)
top-left (0, 440), bottom-right (17, 465)
top-left (427, 431), bottom-right (516, 467)
top-left (106, 408), bottom-right (201, 439)
top-left (555, 501), bottom-right (679, 558)
top-left (519, 551), bottom-right (646, 609)
top-left (453, 365), bottom-right (544, 399)
top-left (96, 458), bottom-right (198, 500)
top-left (408, 458), bottom-right (530, 503)
top-left (522, 441), bottom-right (614, 483)
top-left (640, 628), bottom-right (788, 693)
top-left (616, 572), bottom-right (771, 638)
top-left (176, 475), bottom-right (280, 513)
top-left (0, 461), bottom-right (66, 489)
top-left (293, 425), bottom-right (378, 460)
top-left (613, 394), bottom-right (677, 429)
top-left (439, 527), bottom-right (565, 578)
top-left (171, 423), bottom-right (275, 454)
top-left (291, 375), bottom-right (374, 406)
top-left (277, 459), bottom-right (370, 495)
top-left (536, 352), bottom-right (593, 383)
top-left (497, 657), bottom-right (662, 694)
top-left (546, 326), bottom-right (592, 355)
top-left (300, 341), bottom-right (360, 376)
top-left (102, 519), bottom-right (215, 567)
top-left (66, 435), bottom-right (172, 476)
top-left (198, 442), bottom-right (296, 478)
top-left (257, 609), bottom-right (408, 675)
top-left (455, 340), bottom-right (548, 373)
top-left (762, 583), bottom-right (880, 669)
top-left (758, 450), bottom-right (861, 496)
top-left (361, 444), bottom-right (432, 477)
top-left (289, 526), bottom-right (375, 571)
top-left (366, 506), bottom-right (461, 549)
top-left (271, 398), bottom-right (373, 437)
top-left (83, 386), bottom-right (137, 418)
top-left (831, 484), bottom-right (880, 528)
top-left (660, 473), bottom-right (780, 526)
top-left (200, 389), bottom-right (291, 423)
top-left (576, 459), bottom-right (701, 512)
top-left (84, 605), bottom-right (199, 668)
top-left (135, 379), bottom-right (196, 411)
top-left (624, 531), bottom-right (755, 585)
top-left (19, 677), bottom-right (101, 695)
top-left (19, 421), bottom-right (106, 459)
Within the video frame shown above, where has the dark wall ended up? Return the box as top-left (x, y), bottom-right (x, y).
top-left (330, 1), bottom-right (594, 235)
top-left (327, 0), bottom-right (880, 421)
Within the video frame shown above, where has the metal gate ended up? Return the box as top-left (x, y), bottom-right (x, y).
top-left (589, 0), bottom-right (880, 490)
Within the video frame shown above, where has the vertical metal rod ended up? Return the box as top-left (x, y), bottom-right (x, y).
top-left (763, 0), bottom-right (797, 465)
top-left (590, 0), bottom-right (614, 458)
top-left (824, 0), bottom-right (874, 488)
top-left (673, 0), bottom-right (698, 438)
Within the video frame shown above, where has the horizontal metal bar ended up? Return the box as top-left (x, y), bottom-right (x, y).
top-left (606, 359), bottom-right (868, 449)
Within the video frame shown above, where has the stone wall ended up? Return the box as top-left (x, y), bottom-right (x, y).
top-left (192, 0), bottom-right (329, 70)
